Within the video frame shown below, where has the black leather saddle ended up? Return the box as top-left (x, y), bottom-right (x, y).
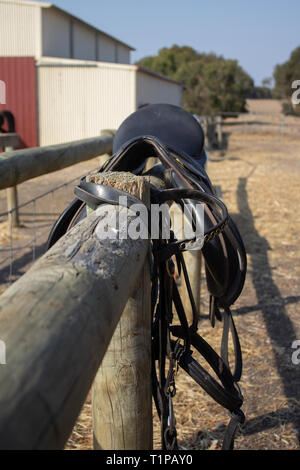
top-left (112, 103), bottom-right (206, 169)
top-left (48, 103), bottom-right (246, 312)
top-left (47, 104), bottom-right (247, 449)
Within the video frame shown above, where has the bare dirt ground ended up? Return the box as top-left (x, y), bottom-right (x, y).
top-left (1, 100), bottom-right (300, 450)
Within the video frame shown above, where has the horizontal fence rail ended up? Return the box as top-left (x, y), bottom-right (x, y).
top-left (0, 134), bottom-right (113, 191)
top-left (0, 174), bottom-right (150, 449)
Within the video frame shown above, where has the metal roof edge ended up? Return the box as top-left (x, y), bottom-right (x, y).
top-left (49, 4), bottom-right (135, 51)
top-left (36, 56), bottom-right (137, 71)
top-left (135, 65), bottom-right (184, 87)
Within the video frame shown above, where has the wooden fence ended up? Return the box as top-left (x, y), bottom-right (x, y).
top-left (0, 135), bottom-right (202, 450)
top-left (0, 132), bottom-right (113, 227)
top-left (0, 171), bottom-right (152, 450)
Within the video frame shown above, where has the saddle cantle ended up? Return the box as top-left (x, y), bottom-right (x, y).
top-left (47, 104), bottom-right (247, 449)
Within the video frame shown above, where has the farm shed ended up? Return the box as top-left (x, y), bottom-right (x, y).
top-left (0, 0), bottom-right (183, 148)
top-left (0, 56), bottom-right (183, 147)
top-left (36, 58), bottom-right (183, 146)
top-left (0, 0), bottom-right (133, 64)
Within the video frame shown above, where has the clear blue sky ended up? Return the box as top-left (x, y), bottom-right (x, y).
top-left (38, 0), bottom-right (300, 85)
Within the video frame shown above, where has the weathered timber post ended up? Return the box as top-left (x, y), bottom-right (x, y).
top-left (206, 116), bottom-right (217, 149)
top-left (181, 250), bottom-right (202, 322)
top-left (0, 175), bottom-right (149, 449)
top-left (0, 135), bottom-right (20, 227)
top-left (216, 116), bottom-right (223, 149)
top-left (5, 146), bottom-right (20, 227)
top-left (87, 172), bottom-right (153, 450)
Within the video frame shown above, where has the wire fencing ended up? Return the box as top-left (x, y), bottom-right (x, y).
top-left (0, 132), bottom-right (114, 290)
top-left (0, 169), bottom-right (98, 288)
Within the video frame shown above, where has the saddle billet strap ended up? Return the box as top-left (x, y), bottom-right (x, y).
top-left (152, 259), bottom-right (179, 450)
top-left (221, 306), bottom-right (243, 383)
top-left (177, 251), bottom-right (199, 332)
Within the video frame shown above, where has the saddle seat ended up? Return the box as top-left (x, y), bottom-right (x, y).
top-left (112, 103), bottom-right (207, 170)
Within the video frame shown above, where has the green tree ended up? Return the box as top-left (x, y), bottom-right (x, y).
top-left (274, 47), bottom-right (300, 98)
top-left (262, 77), bottom-right (273, 88)
top-left (273, 46), bottom-right (300, 116)
top-left (137, 45), bottom-right (198, 77)
top-left (136, 45), bottom-right (253, 115)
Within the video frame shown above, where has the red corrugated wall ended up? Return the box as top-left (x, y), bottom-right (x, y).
top-left (0, 57), bottom-right (38, 149)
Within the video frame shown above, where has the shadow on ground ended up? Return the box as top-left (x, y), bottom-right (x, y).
top-left (234, 176), bottom-right (300, 443)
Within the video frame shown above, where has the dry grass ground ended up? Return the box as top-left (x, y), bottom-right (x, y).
top-left (66, 100), bottom-right (300, 450)
top-left (1, 100), bottom-right (300, 450)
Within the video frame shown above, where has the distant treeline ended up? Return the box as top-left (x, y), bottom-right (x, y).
top-left (136, 44), bottom-right (300, 116)
top-left (136, 45), bottom-right (253, 116)
top-left (247, 86), bottom-right (273, 99)
top-left (273, 46), bottom-right (300, 116)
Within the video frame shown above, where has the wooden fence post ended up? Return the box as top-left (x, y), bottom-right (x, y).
top-left (0, 173), bottom-right (150, 449)
top-left (0, 135), bottom-right (20, 227)
top-left (181, 250), bottom-right (202, 321)
top-left (216, 116), bottom-right (222, 149)
top-left (5, 146), bottom-right (20, 228)
top-left (87, 172), bottom-right (153, 450)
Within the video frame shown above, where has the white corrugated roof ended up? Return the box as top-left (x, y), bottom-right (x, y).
top-left (0, 0), bottom-right (135, 50)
